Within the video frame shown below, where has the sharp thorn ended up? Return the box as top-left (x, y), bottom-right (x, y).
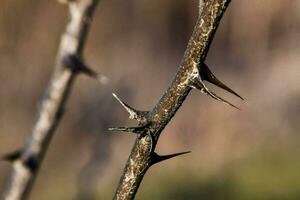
top-left (112, 93), bottom-right (138, 119)
top-left (201, 63), bottom-right (244, 101)
top-left (112, 93), bottom-right (149, 121)
top-left (192, 78), bottom-right (240, 109)
top-left (151, 151), bottom-right (191, 165)
top-left (203, 88), bottom-right (240, 109)
top-left (1, 149), bottom-right (22, 162)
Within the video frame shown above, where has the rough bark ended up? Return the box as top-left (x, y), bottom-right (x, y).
top-left (111, 0), bottom-right (240, 199)
top-left (3, 0), bottom-right (101, 199)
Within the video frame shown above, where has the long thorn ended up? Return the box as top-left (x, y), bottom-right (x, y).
top-left (202, 88), bottom-right (240, 109)
top-left (112, 93), bottom-right (149, 121)
top-left (192, 79), bottom-right (240, 109)
top-left (201, 63), bottom-right (244, 100)
top-left (151, 151), bottom-right (191, 165)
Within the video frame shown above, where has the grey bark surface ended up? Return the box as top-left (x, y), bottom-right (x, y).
top-left (112, 0), bottom-right (237, 199)
top-left (3, 0), bottom-right (100, 199)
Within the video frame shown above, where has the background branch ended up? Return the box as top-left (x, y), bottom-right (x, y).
top-left (3, 0), bottom-right (100, 199)
top-left (112, 0), bottom-right (234, 199)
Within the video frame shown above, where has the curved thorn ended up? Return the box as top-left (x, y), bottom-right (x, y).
top-left (203, 89), bottom-right (240, 109)
top-left (112, 93), bottom-right (149, 121)
top-left (151, 151), bottom-right (191, 165)
top-left (192, 79), bottom-right (240, 109)
top-left (201, 63), bottom-right (244, 100)
top-left (1, 149), bottom-right (22, 162)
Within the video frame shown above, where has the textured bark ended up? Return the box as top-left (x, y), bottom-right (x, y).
top-left (113, 0), bottom-right (233, 199)
top-left (3, 0), bottom-right (100, 199)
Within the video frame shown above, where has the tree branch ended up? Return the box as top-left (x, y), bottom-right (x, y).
top-left (3, 0), bottom-right (100, 199)
top-left (112, 1), bottom-right (240, 199)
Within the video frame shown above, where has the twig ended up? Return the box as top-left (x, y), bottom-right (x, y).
top-left (3, 0), bottom-right (100, 199)
top-left (110, 1), bottom-right (241, 199)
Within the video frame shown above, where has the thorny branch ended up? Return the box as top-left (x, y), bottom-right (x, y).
top-left (110, 0), bottom-right (243, 199)
top-left (2, 0), bottom-right (102, 199)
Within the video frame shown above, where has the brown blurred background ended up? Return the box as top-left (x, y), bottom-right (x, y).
top-left (1, 0), bottom-right (300, 199)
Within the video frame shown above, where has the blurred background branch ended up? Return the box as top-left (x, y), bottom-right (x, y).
top-left (2, 0), bottom-right (100, 199)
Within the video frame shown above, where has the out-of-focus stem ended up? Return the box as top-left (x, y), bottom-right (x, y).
top-left (3, 1), bottom-right (100, 199)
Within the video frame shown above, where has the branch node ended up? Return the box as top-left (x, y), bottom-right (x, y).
top-left (112, 93), bottom-right (149, 122)
top-left (150, 151), bottom-right (191, 166)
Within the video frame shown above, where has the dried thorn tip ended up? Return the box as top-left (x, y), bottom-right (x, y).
top-left (201, 63), bottom-right (244, 101)
top-left (151, 151), bottom-right (191, 165)
top-left (112, 93), bottom-right (149, 121)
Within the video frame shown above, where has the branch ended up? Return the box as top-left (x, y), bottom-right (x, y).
top-left (3, 0), bottom-right (100, 199)
top-left (113, 1), bottom-right (241, 199)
